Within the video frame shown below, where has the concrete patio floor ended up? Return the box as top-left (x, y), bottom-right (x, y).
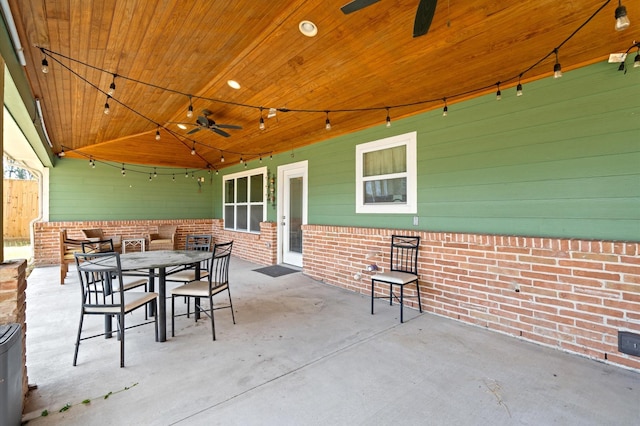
top-left (21, 257), bottom-right (640, 425)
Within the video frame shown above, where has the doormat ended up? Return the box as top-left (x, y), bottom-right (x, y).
top-left (253, 265), bottom-right (299, 277)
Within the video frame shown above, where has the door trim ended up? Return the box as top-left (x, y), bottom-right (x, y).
top-left (277, 160), bottom-right (308, 265)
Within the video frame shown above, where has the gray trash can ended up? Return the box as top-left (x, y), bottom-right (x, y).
top-left (0, 323), bottom-right (23, 426)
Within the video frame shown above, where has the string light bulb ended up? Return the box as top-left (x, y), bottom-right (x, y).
top-left (239, 157), bottom-right (244, 164)
top-left (172, 174), bottom-right (175, 181)
top-left (553, 49), bottom-right (562, 78)
top-left (104, 95), bottom-right (111, 115)
top-left (516, 75), bottom-right (523, 97)
top-left (41, 57), bottom-right (49, 73)
top-left (121, 164), bottom-right (126, 176)
top-left (495, 82), bottom-right (502, 100)
top-left (149, 173), bottom-right (152, 181)
top-left (386, 108), bottom-right (391, 127)
top-left (634, 48), bottom-right (640, 68)
top-left (220, 154), bottom-right (225, 163)
top-left (185, 169), bottom-right (189, 178)
top-left (191, 145), bottom-right (196, 155)
top-left (325, 111), bottom-right (331, 130)
top-left (259, 108), bottom-right (265, 130)
top-left (58, 147), bottom-right (65, 157)
top-left (615, 0), bottom-right (631, 31)
top-left (442, 98), bottom-right (448, 117)
top-left (108, 74), bottom-right (116, 96)
top-left (187, 96), bottom-right (194, 118)
top-left (153, 167), bottom-right (157, 178)
top-left (155, 127), bottom-right (161, 140)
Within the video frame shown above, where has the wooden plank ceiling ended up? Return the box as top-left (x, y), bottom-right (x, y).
top-left (8, 0), bottom-right (640, 171)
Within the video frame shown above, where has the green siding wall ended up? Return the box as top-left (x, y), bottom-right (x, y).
top-left (286, 62), bottom-right (640, 241)
top-left (49, 160), bottom-right (215, 220)
top-left (49, 62), bottom-right (639, 241)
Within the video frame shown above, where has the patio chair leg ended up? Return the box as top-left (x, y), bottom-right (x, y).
top-left (400, 285), bottom-right (404, 323)
top-left (210, 297), bottom-right (216, 341)
top-left (73, 311), bottom-right (85, 366)
top-left (171, 295), bottom-right (175, 337)
top-left (371, 280), bottom-right (375, 315)
top-left (227, 288), bottom-right (236, 324)
top-left (415, 280), bottom-right (423, 313)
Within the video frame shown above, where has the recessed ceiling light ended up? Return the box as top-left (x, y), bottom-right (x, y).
top-left (299, 20), bottom-right (318, 37)
top-left (227, 80), bottom-right (241, 89)
top-left (177, 123), bottom-right (187, 130)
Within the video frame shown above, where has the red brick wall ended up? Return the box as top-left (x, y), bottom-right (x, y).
top-left (303, 225), bottom-right (640, 372)
top-left (34, 219), bottom-right (277, 267)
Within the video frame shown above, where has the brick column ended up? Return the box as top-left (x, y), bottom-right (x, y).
top-left (0, 259), bottom-right (28, 412)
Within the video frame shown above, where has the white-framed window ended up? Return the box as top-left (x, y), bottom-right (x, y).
top-left (223, 166), bottom-right (267, 232)
top-left (355, 131), bottom-right (417, 214)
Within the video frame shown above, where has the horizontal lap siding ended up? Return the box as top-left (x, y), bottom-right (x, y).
top-left (304, 225), bottom-right (640, 371)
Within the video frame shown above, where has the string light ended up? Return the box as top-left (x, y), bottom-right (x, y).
top-left (442, 98), bottom-right (448, 117)
top-left (516, 74), bottom-right (523, 97)
top-left (185, 169), bottom-right (189, 178)
top-left (615, 0), bottom-right (630, 31)
top-left (155, 127), bottom-right (161, 140)
top-left (153, 167), bottom-right (157, 178)
top-left (385, 108), bottom-right (391, 127)
top-left (41, 57), bottom-right (49, 73)
top-left (104, 95), bottom-right (111, 115)
top-left (239, 157), bottom-right (244, 164)
top-left (325, 111), bottom-right (331, 130)
top-left (149, 173), bottom-right (152, 181)
top-left (187, 96), bottom-right (194, 118)
top-left (495, 82), bottom-right (502, 100)
top-left (108, 74), bottom-right (116, 96)
top-left (220, 154), bottom-right (225, 163)
top-left (259, 107), bottom-right (265, 130)
top-left (634, 48), bottom-right (640, 68)
top-left (553, 48), bottom-right (562, 78)
top-left (121, 164), bottom-right (126, 176)
top-left (172, 174), bottom-right (175, 181)
top-left (191, 144), bottom-right (196, 155)
top-left (58, 147), bottom-right (65, 157)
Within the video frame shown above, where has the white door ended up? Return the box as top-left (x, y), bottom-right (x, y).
top-left (278, 161), bottom-right (308, 267)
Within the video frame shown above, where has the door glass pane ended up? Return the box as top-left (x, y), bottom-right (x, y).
top-left (250, 205), bottom-right (262, 232)
top-left (363, 177), bottom-right (407, 204)
top-left (225, 180), bottom-right (235, 203)
top-left (250, 174), bottom-right (264, 202)
top-left (288, 177), bottom-right (303, 253)
top-left (237, 177), bottom-right (248, 203)
top-left (224, 206), bottom-right (235, 229)
top-left (236, 205), bottom-right (248, 230)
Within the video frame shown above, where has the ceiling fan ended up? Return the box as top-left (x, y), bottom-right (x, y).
top-left (186, 109), bottom-right (243, 138)
top-left (341, 0), bottom-right (438, 38)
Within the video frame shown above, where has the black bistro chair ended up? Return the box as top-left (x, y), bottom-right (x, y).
top-left (171, 241), bottom-right (235, 340)
top-left (371, 235), bottom-right (422, 323)
top-left (82, 239), bottom-right (148, 293)
top-left (73, 251), bottom-right (158, 367)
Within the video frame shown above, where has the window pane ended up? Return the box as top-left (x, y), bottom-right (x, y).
top-left (363, 145), bottom-right (406, 177)
top-left (237, 205), bottom-right (248, 230)
top-left (250, 174), bottom-right (264, 202)
top-left (225, 180), bottom-right (235, 203)
top-left (363, 177), bottom-right (407, 204)
top-left (237, 177), bottom-right (248, 203)
top-left (224, 206), bottom-right (235, 229)
top-left (250, 205), bottom-right (262, 232)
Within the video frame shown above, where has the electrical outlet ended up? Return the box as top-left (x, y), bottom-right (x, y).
top-left (413, 216), bottom-right (419, 226)
top-left (619, 331), bottom-right (640, 357)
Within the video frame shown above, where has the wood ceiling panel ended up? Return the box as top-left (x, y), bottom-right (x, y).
top-left (7, 0), bottom-right (639, 170)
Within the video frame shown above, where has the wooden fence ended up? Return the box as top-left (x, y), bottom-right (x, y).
top-left (3, 179), bottom-right (39, 240)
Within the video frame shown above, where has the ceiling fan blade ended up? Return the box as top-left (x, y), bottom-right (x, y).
top-left (186, 127), bottom-right (201, 135)
top-left (211, 127), bottom-right (231, 138)
top-left (196, 116), bottom-right (209, 127)
top-left (340, 0), bottom-right (380, 14)
top-left (216, 124), bottom-right (243, 130)
top-left (413, 0), bottom-right (438, 38)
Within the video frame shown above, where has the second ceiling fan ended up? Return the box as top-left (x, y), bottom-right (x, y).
top-left (341, 0), bottom-right (438, 38)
